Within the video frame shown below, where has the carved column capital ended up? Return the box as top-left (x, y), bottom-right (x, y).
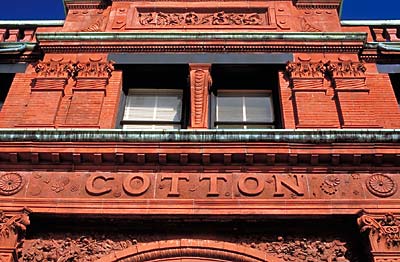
top-left (286, 60), bottom-right (326, 90)
top-left (358, 213), bottom-right (400, 261)
top-left (327, 59), bottom-right (368, 91)
top-left (189, 64), bottom-right (212, 129)
top-left (0, 208), bottom-right (31, 262)
top-left (72, 60), bottom-right (114, 92)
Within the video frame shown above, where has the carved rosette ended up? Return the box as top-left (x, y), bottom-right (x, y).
top-left (0, 173), bottom-right (24, 196)
top-left (358, 213), bottom-right (400, 258)
top-left (320, 175), bottom-right (340, 195)
top-left (189, 64), bottom-right (212, 128)
top-left (366, 174), bottom-right (397, 198)
top-left (286, 60), bottom-right (326, 90)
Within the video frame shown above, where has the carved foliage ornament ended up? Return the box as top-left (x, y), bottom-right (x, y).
top-left (35, 60), bottom-right (114, 80)
top-left (286, 61), bottom-right (326, 79)
top-left (0, 173), bottom-right (24, 196)
top-left (0, 209), bottom-right (30, 242)
top-left (190, 66), bottom-right (212, 128)
top-left (138, 11), bottom-right (263, 26)
top-left (286, 60), bottom-right (367, 79)
top-left (35, 61), bottom-right (74, 78)
top-left (358, 213), bottom-right (400, 249)
top-left (327, 60), bottom-right (367, 78)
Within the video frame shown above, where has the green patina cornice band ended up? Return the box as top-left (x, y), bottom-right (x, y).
top-left (36, 32), bottom-right (367, 42)
top-left (0, 129), bottom-right (398, 143)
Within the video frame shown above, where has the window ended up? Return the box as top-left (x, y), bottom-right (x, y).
top-left (119, 65), bottom-right (189, 129)
top-left (122, 89), bottom-right (183, 130)
top-left (0, 73), bottom-right (14, 111)
top-left (210, 65), bottom-right (281, 129)
top-left (214, 90), bottom-right (274, 129)
top-left (389, 74), bottom-right (400, 107)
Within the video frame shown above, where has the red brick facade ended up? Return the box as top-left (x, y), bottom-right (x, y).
top-left (0, 0), bottom-right (400, 262)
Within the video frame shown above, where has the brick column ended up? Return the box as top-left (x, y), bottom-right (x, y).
top-left (286, 59), bottom-right (340, 128)
top-left (62, 60), bottom-right (114, 128)
top-left (328, 59), bottom-right (381, 128)
top-left (189, 64), bottom-right (212, 129)
top-left (19, 60), bottom-right (72, 127)
top-left (0, 208), bottom-right (30, 262)
top-left (358, 213), bottom-right (400, 262)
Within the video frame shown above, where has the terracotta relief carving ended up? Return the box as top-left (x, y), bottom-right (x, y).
top-left (320, 175), bottom-right (340, 195)
top-left (0, 173), bottom-right (24, 196)
top-left (358, 213), bottom-right (400, 249)
top-left (242, 237), bottom-right (349, 262)
top-left (34, 60), bottom-right (74, 79)
top-left (20, 234), bottom-right (354, 262)
top-left (74, 60), bottom-right (114, 79)
top-left (138, 11), bottom-right (263, 26)
top-left (327, 60), bottom-right (367, 78)
top-left (189, 64), bottom-right (212, 128)
top-left (366, 174), bottom-right (397, 198)
top-left (0, 208), bottom-right (30, 258)
top-left (300, 17), bottom-right (322, 32)
top-left (286, 61), bottom-right (326, 79)
top-left (20, 236), bottom-right (134, 262)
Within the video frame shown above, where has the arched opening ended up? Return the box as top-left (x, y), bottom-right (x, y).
top-left (97, 239), bottom-right (280, 262)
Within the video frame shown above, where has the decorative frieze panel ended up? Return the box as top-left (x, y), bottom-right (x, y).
top-left (138, 11), bottom-right (264, 26)
top-left (113, 5), bottom-right (278, 30)
top-left (0, 172), bottom-right (399, 201)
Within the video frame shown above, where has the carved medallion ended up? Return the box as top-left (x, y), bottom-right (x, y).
top-left (320, 175), bottom-right (340, 195)
top-left (366, 174), bottom-right (397, 197)
top-left (0, 173), bottom-right (24, 196)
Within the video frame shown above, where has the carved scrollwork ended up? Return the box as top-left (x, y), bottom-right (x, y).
top-left (358, 213), bottom-right (400, 249)
top-left (138, 11), bottom-right (263, 26)
top-left (366, 174), bottom-right (397, 198)
top-left (0, 172), bottom-right (24, 196)
top-left (190, 65), bottom-right (212, 128)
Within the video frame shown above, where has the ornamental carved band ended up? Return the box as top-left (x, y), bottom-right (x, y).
top-left (35, 61), bottom-right (74, 79)
top-left (138, 11), bottom-right (263, 26)
top-left (74, 60), bottom-right (114, 79)
top-left (358, 213), bottom-right (400, 250)
top-left (327, 60), bottom-right (367, 78)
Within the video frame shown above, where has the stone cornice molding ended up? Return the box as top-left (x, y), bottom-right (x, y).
top-left (0, 129), bottom-right (397, 143)
top-left (35, 32), bottom-right (366, 53)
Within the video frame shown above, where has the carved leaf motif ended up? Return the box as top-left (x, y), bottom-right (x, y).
top-left (138, 11), bottom-right (263, 26)
top-left (358, 213), bottom-right (400, 248)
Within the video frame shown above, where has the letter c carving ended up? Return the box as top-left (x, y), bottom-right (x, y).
top-left (86, 174), bottom-right (115, 196)
top-left (123, 174), bottom-right (151, 196)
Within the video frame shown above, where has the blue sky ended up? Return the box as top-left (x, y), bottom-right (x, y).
top-left (0, 0), bottom-right (399, 20)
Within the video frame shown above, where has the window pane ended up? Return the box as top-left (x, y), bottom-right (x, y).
top-left (245, 96), bottom-right (274, 123)
top-left (155, 95), bottom-right (182, 121)
top-left (124, 95), bottom-right (156, 121)
top-left (217, 96), bottom-right (243, 121)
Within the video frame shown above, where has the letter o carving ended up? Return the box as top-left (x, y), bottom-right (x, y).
top-left (123, 174), bottom-right (151, 196)
top-left (237, 174), bottom-right (264, 196)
